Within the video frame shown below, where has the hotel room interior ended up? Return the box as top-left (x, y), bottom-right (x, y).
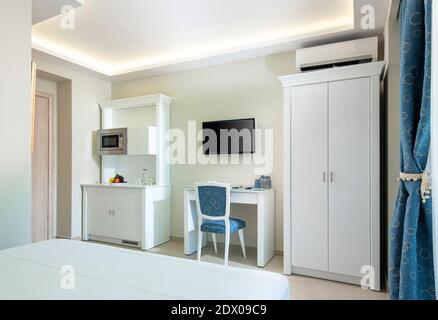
top-left (0, 0), bottom-right (437, 303)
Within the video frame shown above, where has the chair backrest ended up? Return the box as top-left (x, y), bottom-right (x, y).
top-left (195, 182), bottom-right (231, 220)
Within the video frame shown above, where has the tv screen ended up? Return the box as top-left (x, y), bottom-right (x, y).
top-left (202, 118), bottom-right (255, 155)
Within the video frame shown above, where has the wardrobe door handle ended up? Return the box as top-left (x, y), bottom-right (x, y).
top-left (330, 172), bottom-right (334, 183)
top-left (323, 172), bottom-right (326, 183)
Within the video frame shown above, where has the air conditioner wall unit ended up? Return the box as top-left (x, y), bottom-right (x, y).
top-left (296, 37), bottom-right (379, 73)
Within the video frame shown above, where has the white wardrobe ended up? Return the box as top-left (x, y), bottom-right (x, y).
top-left (280, 62), bottom-right (385, 291)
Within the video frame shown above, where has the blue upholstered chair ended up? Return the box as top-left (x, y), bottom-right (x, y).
top-left (195, 182), bottom-right (246, 266)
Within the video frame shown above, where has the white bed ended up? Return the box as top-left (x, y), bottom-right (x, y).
top-left (0, 240), bottom-right (290, 300)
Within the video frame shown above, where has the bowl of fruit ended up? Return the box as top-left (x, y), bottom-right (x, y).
top-left (109, 174), bottom-right (126, 184)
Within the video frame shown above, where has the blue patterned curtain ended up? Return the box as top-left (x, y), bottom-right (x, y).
top-left (389, 0), bottom-right (434, 300)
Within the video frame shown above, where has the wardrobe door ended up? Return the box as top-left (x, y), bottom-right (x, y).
top-left (291, 83), bottom-right (328, 272)
top-left (328, 78), bottom-right (370, 277)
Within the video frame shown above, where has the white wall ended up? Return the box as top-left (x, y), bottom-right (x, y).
top-left (32, 57), bottom-right (112, 238)
top-left (0, 0), bottom-right (32, 250)
top-left (56, 80), bottom-right (73, 238)
top-left (113, 52), bottom-right (296, 250)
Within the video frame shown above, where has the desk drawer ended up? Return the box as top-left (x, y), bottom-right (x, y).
top-left (188, 191), bottom-right (258, 205)
top-left (230, 193), bottom-right (258, 205)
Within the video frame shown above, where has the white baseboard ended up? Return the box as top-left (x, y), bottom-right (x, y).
top-left (56, 235), bottom-right (82, 241)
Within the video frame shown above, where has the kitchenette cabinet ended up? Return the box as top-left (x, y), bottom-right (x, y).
top-left (82, 184), bottom-right (171, 250)
top-left (82, 94), bottom-right (172, 251)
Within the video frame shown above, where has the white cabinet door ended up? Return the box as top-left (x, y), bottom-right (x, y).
top-left (87, 188), bottom-right (114, 238)
top-left (328, 78), bottom-right (371, 277)
top-left (127, 127), bottom-right (157, 155)
top-left (112, 188), bottom-right (142, 242)
top-left (291, 83), bottom-right (329, 272)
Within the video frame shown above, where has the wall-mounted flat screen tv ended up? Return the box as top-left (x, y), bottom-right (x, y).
top-left (202, 118), bottom-right (255, 155)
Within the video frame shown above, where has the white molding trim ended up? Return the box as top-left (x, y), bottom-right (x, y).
top-left (283, 85), bottom-right (292, 275)
top-left (56, 235), bottom-right (82, 241)
top-left (99, 94), bottom-right (172, 110)
top-left (279, 62), bottom-right (386, 88)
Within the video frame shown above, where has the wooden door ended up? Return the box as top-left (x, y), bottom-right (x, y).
top-left (328, 78), bottom-right (371, 277)
top-left (32, 95), bottom-right (50, 242)
top-left (290, 83), bottom-right (329, 272)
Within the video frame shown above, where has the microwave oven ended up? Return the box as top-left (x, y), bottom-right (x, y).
top-left (97, 128), bottom-right (128, 155)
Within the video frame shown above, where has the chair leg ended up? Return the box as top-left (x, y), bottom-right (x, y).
top-left (197, 230), bottom-right (203, 262)
top-left (238, 229), bottom-right (246, 258)
top-left (212, 233), bottom-right (218, 254)
top-left (224, 230), bottom-right (230, 266)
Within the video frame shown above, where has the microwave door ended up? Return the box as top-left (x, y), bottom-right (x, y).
top-left (101, 135), bottom-right (120, 149)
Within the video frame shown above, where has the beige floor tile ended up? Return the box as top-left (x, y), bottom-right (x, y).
top-left (90, 239), bottom-right (389, 300)
top-left (147, 240), bottom-right (389, 300)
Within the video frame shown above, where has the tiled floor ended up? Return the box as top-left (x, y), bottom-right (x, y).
top-left (146, 239), bottom-right (389, 300)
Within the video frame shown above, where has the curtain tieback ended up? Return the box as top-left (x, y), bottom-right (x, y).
top-left (398, 172), bottom-right (432, 203)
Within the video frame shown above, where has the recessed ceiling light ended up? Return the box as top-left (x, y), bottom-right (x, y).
top-left (32, 16), bottom-right (354, 76)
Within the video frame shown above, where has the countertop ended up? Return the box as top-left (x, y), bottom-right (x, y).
top-left (81, 183), bottom-right (170, 189)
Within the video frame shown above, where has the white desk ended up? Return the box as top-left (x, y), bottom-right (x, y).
top-left (183, 187), bottom-right (275, 267)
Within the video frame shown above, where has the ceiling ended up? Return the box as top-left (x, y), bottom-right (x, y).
top-left (32, 0), bottom-right (390, 81)
top-left (32, 0), bottom-right (82, 25)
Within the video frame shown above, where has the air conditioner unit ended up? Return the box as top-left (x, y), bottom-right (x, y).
top-left (296, 37), bottom-right (379, 73)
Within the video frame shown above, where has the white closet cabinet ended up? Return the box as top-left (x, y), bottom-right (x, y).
top-left (280, 62), bottom-right (384, 291)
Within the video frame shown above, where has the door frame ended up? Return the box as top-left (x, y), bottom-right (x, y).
top-left (34, 91), bottom-right (57, 240)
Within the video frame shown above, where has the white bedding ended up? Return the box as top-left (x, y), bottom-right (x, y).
top-left (0, 240), bottom-right (289, 300)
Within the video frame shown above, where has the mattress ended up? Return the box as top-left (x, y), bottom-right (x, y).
top-left (0, 239), bottom-right (290, 300)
